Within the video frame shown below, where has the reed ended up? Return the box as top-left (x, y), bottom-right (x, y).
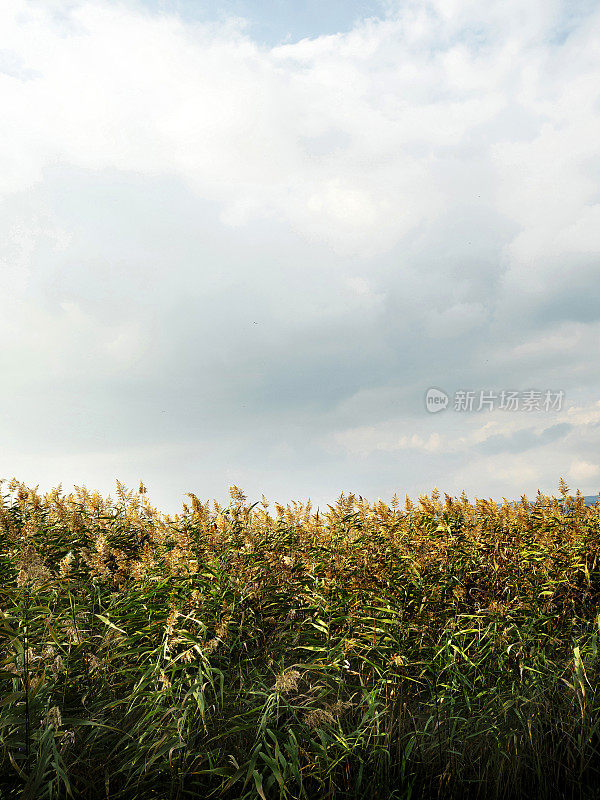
top-left (1, 477), bottom-right (599, 799)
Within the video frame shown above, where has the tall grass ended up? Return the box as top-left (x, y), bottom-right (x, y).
top-left (1, 477), bottom-right (600, 799)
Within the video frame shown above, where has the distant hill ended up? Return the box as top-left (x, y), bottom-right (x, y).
top-left (497, 494), bottom-right (599, 510)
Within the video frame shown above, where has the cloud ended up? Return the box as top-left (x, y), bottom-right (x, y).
top-left (424, 302), bottom-right (488, 339)
top-left (331, 426), bottom-right (444, 456)
top-left (475, 422), bottom-right (572, 455)
top-left (330, 412), bottom-right (577, 459)
top-left (570, 460), bottom-right (600, 482)
top-left (1, 0), bottom-right (599, 509)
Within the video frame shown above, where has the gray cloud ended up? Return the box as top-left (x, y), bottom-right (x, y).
top-left (476, 423), bottom-right (573, 455)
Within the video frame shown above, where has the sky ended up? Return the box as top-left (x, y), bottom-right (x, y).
top-left (1, 0), bottom-right (600, 513)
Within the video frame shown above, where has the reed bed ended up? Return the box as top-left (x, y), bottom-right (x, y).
top-left (1, 477), bottom-right (600, 800)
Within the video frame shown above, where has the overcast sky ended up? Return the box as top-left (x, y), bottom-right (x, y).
top-left (1, 0), bottom-right (600, 512)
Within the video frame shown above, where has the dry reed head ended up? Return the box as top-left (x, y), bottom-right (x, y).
top-left (58, 550), bottom-right (74, 578)
top-left (304, 708), bottom-right (335, 729)
top-left (273, 669), bottom-right (301, 694)
top-left (46, 706), bottom-right (62, 731)
top-left (16, 543), bottom-right (52, 590)
top-left (52, 655), bottom-right (66, 674)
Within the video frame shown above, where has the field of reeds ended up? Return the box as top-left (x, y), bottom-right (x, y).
top-left (1, 477), bottom-right (600, 800)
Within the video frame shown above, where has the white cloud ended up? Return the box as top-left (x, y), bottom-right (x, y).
top-left (454, 456), bottom-right (542, 496)
top-left (329, 394), bottom-right (600, 460)
top-left (570, 460), bottom-right (600, 482)
top-left (0, 300), bottom-right (148, 381)
top-left (425, 302), bottom-right (487, 339)
top-left (3, 1), bottom-right (441, 255)
top-left (331, 425), bottom-right (444, 456)
top-left (566, 401), bottom-right (600, 427)
top-left (4, 0), bottom-right (596, 263)
top-left (509, 323), bottom-right (585, 359)
top-left (345, 276), bottom-right (386, 309)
